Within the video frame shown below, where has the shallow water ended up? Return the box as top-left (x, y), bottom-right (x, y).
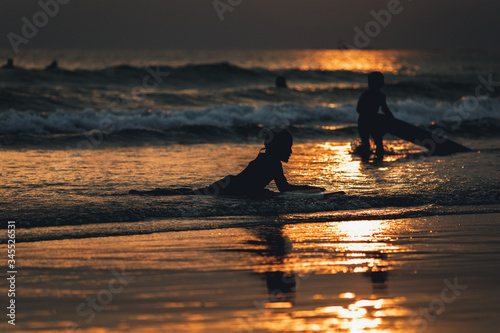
top-left (2, 137), bottom-right (499, 237)
top-left (1, 50), bottom-right (499, 228)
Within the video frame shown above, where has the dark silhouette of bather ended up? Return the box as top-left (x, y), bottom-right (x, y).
top-left (356, 72), bottom-right (394, 159)
top-left (45, 60), bottom-right (58, 70)
top-left (2, 58), bottom-right (15, 69)
top-left (195, 128), bottom-right (324, 196)
top-left (129, 128), bottom-right (324, 196)
top-left (275, 76), bottom-right (288, 89)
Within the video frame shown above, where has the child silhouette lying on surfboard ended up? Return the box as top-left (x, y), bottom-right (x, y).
top-left (195, 128), bottom-right (325, 196)
top-left (130, 128), bottom-right (325, 197)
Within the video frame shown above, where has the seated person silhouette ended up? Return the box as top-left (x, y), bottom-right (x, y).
top-left (356, 71), bottom-right (394, 159)
top-left (130, 128), bottom-right (325, 196)
top-left (2, 58), bottom-right (15, 69)
top-left (195, 128), bottom-right (324, 196)
top-left (45, 60), bottom-right (58, 70)
top-left (275, 76), bottom-right (288, 89)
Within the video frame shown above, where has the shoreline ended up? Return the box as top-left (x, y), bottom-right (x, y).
top-left (4, 204), bottom-right (500, 244)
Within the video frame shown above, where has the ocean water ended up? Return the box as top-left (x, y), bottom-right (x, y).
top-left (0, 49), bottom-right (499, 240)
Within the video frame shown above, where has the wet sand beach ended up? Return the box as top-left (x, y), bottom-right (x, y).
top-left (2, 212), bottom-right (499, 333)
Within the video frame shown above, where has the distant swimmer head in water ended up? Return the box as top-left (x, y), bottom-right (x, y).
top-left (45, 60), bottom-right (58, 70)
top-left (275, 76), bottom-right (288, 88)
top-left (368, 71), bottom-right (385, 90)
top-left (263, 128), bottom-right (293, 162)
top-left (2, 58), bottom-right (14, 69)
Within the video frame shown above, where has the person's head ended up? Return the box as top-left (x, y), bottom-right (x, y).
top-left (263, 128), bottom-right (293, 162)
top-left (7, 58), bottom-right (13, 66)
top-left (368, 71), bottom-right (384, 90)
top-left (275, 76), bottom-right (288, 89)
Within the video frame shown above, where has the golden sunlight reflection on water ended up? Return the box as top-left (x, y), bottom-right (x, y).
top-left (287, 141), bottom-right (427, 195)
top-left (284, 50), bottom-right (407, 74)
top-left (248, 220), bottom-right (399, 275)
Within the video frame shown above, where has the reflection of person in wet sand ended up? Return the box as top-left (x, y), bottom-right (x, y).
top-left (363, 251), bottom-right (389, 290)
top-left (356, 72), bottom-right (394, 160)
top-left (249, 225), bottom-right (297, 305)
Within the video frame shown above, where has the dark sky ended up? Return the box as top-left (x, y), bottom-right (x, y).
top-left (1, 0), bottom-right (499, 50)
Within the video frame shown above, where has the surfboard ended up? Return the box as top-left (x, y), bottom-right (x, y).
top-left (387, 117), bottom-right (473, 155)
top-left (282, 190), bottom-right (346, 198)
top-left (288, 188), bottom-right (324, 194)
